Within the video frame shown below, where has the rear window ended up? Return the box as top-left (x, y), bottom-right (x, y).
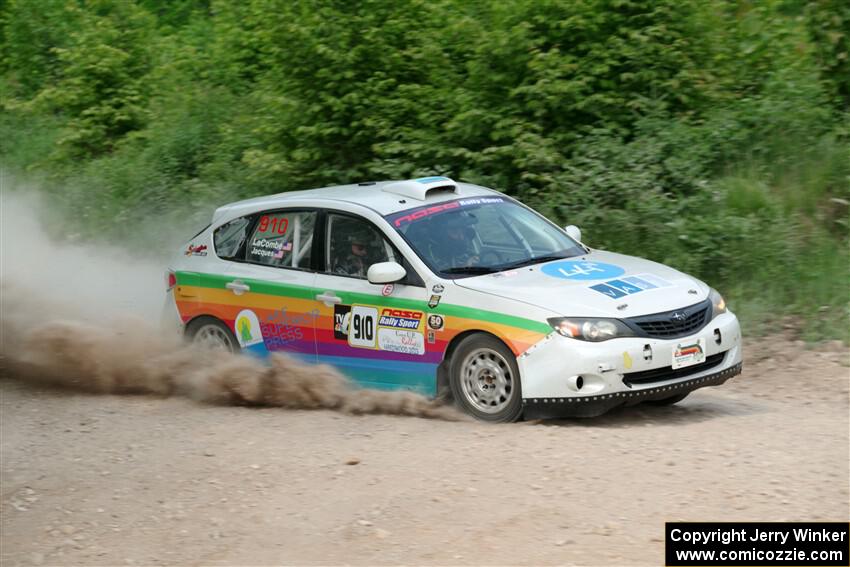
top-left (213, 217), bottom-right (252, 259)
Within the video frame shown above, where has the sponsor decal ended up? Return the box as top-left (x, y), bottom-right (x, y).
top-left (235, 311), bottom-right (260, 345)
top-left (541, 260), bottom-right (624, 281)
top-left (428, 294), bottom-right (441, 309)
top-left (381, 283), bottom-right (394, 297)
top-left (427, 330), bottom-right (436, 344)
top-left (260, 307), bottom-right (319, 349)
top-left (378, 328), bottom-right (425, 355)
top-left (431, 283), bottom-right (445, 294)
top-left (388, 197), bottom-right (506, 227)
top-left (624, 274), bottom-right (673, 288)
top-left (457, 197), bottom-right (505, 207)
top-left (343, 304), bottom-right (427, 356)
top-left (378, 308), bottom-right (423, 330)
top-left (672, 338), bottom-right (706, 369)
top-left (623, 351), bottom-right (633, 370)
top-left (676, 342), bottom-right (703, 357)
top-left (391, 201), bottom-right (460, 227)
top-left (234, 309), bottom-right (268, 356)
top-left (491, 270), bottom-right (518, 278)
top-left (333, 305), bottom-right (352, 340)
top-left (427, 314), bottom-right (445, 331)
top-left (185, 244), bottom-right (208, 256)
top-left (589, 273), bottom-right (673, 299)
top-left (260, 324), bottom-right (302, 348)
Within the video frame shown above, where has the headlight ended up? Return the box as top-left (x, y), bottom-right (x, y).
top-left (709, 288), bottom-right (727, 319)
top-left (547, 317), bottom-right (635, 342)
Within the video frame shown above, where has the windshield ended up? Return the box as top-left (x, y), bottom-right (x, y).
top-left (385, 196), bottom-right (585, 278)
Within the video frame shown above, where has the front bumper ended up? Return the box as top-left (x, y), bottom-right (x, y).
top-left (523, 361), bottom-right (742, 418)
top-left (517, 310), bottom-right (743, 418)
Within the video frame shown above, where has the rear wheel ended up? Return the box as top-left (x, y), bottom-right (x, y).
top-left (186, 317), bottom-right (239, 353)
top-left (449, 334), bottom-right (523, 423)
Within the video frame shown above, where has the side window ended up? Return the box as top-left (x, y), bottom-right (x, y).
top-left (326, 214), bottom-right (396, 279)
top-left (246, 211), bottom-right (316, 269)
top-left (214, 217), bottom-right (252, 260)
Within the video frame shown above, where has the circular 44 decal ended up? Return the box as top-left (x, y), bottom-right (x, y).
top-left (541, 260), bottom-right (624, 280)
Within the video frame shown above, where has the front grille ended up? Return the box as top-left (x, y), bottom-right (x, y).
top-left (623, 352), bottom-right (725, 386)
top-left (627, 299), bottom-right (711, 339)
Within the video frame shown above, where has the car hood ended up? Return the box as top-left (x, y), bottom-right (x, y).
top-left (454, 250), bottom-right (709, 318)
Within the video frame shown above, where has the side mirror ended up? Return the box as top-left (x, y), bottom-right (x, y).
top-left (565, 225), bottom-right (582, 242)
top-left (367, 261), bottom-right (407, 284)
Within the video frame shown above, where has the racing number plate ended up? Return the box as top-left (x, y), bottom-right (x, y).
top-left (671, 337), bottom-right (706, 370)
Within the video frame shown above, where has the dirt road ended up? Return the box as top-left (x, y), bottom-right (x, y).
top-left (1, 338), bottom-right (848, 566)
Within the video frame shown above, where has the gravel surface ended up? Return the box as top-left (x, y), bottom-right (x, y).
top-left (1, 338), bottom-right (848, 566)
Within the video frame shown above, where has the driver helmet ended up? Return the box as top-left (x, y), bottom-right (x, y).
top-left (347, 225), bottom-right (378, 255)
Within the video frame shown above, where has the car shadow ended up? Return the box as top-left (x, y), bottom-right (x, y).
top-left (530, 393), bottom-right (766, 429)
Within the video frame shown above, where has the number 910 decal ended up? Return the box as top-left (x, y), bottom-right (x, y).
top-left (335, 304), bottom-right (427, 356)
top-left (348, 306), bottom-right (378, 348)
top-left (257, 215), bottom-right (289, 235)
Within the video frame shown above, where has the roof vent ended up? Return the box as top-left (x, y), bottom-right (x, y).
top-left (382, 176), bottom-right (457, 201)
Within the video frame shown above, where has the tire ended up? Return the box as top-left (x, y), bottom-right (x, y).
top-left (449, 334), bottom-right (523, 423)
top-left (645, 392), bottom-right (689, 406)
top-left (185, 317), bottom-right (240, 353)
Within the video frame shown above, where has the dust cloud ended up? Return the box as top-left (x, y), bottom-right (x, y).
top-left (0, 185), bottom-right (462, 421)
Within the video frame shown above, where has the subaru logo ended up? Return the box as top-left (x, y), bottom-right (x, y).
top-left (671, 312), bottom-right (687, 322)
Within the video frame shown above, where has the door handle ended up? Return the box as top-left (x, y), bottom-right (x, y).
top-left (315, 292), bottom-right (341, 305)
top-left (225, 280), bottom-right (251, 295)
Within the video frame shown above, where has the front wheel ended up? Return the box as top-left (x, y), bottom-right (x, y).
top-left (185, 317), bottom-right (240, 353)
top-left (449, 334), bottom-right (523, 423)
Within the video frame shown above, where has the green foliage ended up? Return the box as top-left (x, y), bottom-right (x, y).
top-left (140, 0), bottom-right (210, 30)
top-left (0, 110), bottom-right (61, 171)
top-left (0, 0), bottom-right (848, 340)
top-left (805, 0), bottom-right (850, 111)
top-left (1, 0), bottom-right (79, 96)
top-left (31, 1), bottom-right (155, 158)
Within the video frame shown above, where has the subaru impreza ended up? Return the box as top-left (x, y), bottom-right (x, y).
top-left (166, 177), bottom-right (743, 422)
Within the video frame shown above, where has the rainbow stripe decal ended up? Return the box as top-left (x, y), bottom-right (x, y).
top-left (174, 272), bottom-right (550, 396)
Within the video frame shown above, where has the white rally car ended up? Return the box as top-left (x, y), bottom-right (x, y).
top-left (166, 177), bottom-right (743, 422)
